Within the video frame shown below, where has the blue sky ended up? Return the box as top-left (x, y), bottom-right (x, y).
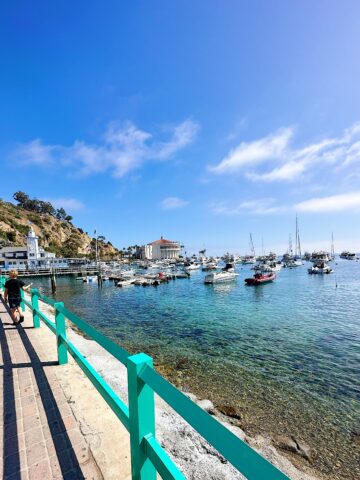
top-left (1, 1), bottom-right (360, 254)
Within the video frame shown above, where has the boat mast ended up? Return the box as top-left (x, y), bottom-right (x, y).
top-left (331, 232), bottom-right (335, 259)
top-left (250, 233), bottom-right (256, 258)
top-left (296, 215), bottom-right (301, 258)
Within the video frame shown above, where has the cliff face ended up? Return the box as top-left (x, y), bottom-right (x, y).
top-left (0, 200), bottom-right (120, 259)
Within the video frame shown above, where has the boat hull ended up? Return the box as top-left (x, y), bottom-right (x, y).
top-left (204, 273), bottom-right (238, 284)
top-left (245, 273), bottom-right (276, 285)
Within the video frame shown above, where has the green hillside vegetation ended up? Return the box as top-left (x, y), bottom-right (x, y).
top-left (0, 192), bottom-right (121, 260)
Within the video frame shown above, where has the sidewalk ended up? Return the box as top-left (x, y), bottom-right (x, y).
top-left (0, 297), bottom-right (130, 480)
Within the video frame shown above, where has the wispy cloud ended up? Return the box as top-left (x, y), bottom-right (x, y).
top-left (13, 119), bottom-right (199, 178)
top-left (45, 198), bottom-right (85, 211)
top-left (212, 191), bottom-right (360, 215)
top-left (210, 127), bottom-right (293, 174)
top-left (160, 197), bottom-right (189, 210)
top-left (295, 192), bottom-right (360, 212)
top-left (211, 198), bottom-right (284, 215)
top-left (210, 122), bottom-right (360, 182)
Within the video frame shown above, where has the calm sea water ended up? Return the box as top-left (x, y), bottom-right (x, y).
top-left (30, 260), bottom-right (360, 479)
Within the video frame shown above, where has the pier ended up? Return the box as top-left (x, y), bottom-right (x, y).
top-left (0, 275), bottom-right (288, 480)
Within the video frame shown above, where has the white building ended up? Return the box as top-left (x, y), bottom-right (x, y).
top-left (141, 237), bottom-right (181, 260)
top-left (0, 226), bottom-right (64, 271)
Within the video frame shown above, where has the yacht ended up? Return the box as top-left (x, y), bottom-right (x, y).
top-left (202, 262), bottom-right (217, 271)
top-left (311, 251), bottom-right (331, 262)
top-left (204, 264), bottom-right (238, 284)
top-left (185, 263), bottom-right (201, 273)
top-left (340, 251), bottom-right (356, 260)
top-left (308, 261), bottom-right (333, 274)
top-left (254, 260), bottom-right (282, 272)
top-left (116, 278), bottom-right (135, 287)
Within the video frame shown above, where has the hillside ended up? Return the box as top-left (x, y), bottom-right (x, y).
top-left (0, 198), bottom-right (121, 260)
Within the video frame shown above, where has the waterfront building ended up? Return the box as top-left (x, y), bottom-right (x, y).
top-left (0, 226), bottom-right (66, 271)
top-left (141, 236), bottom-right (181, 260)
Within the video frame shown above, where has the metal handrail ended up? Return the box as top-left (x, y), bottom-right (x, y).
top-left (0, 275), bottom-right (288, 480)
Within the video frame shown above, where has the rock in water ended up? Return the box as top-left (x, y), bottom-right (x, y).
top-left (217, 404), bottom-right (242, 420)
top-left (197, 399), bottom-right (216, 415)
top-left (274, 435), bottom-right (312, 461)
top-left (275, 435), bottom-right (299, 454)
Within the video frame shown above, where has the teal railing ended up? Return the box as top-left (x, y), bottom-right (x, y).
top-left (0, 276), bottom-right (288, 480)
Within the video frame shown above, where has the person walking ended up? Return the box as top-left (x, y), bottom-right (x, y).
top-left (3, 269), bottom-right (32, 324)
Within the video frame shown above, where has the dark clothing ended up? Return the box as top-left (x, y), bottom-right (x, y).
top-left (5, 278), bottom-right (25, 303)
top-left (8, 298), bottom-right (21, 309)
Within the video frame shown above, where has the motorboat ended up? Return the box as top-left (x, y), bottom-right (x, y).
top-left (340, 251), bottom-right (356, 260)
top-left (311, 251), bottom-right (331, 262)
top-left (283, 258), bottom-right (303, 268)
top-left (202, 262), bottom-right (217, 271)
top-left (204, 264), bottom-right (238, 284)
top-left (308, 262), bottom-right (333, 274)
top-left (254, 261), bottom-right (282, 272)
top-left (185, 263), bottom-right (201, 273)
top-left (242, 256), bottom-right (256, 265)
top-left (245, 272), bottom-right (276, 285)
top-left (116, 278), bottom-right (135, 287)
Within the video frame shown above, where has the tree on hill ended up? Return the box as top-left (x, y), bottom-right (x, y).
top-left (13, 191), bottom-right (72, 222)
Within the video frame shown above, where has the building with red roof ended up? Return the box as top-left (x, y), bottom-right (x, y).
top-left (141, 236), bottom-right (181, 260)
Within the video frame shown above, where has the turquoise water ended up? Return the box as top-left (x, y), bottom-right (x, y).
top-left (30, 261), bottom-right (360, 479)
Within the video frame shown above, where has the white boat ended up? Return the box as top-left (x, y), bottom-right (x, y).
top-left (308, 262), bottom-right (333, 274)
top-left (254, 261), bottom-right (282, 272)
top-left (204, 264), bottom-right (238, 284)
top-left (242, 256), bottom-right (256, 265)
top-left (202, 262), bottom-right (217, 271)
top-left (185, 263), bottom-right (201, 272)
top-left (284, 258), bottom-right (303, 268)
top-left (340, 251), bottom-right (356, 260)
top-left (116, 279), bottom-right (135, 287)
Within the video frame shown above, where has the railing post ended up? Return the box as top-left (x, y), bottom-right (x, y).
top-left (20, 288), bottom-right (25, 312)
top-left (127, 353), bottom-right (156, 480)
top-left (31, 288), bottom-right (41, 328)
top-left (54, 302), bottom-right (68, 365)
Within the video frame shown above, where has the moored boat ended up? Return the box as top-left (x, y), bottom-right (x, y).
top-left (340, 251), bottom-right (356, 260)
top-left (204, 264), bottom-right (238, 284)
top-left (245, 272), bottom-right (276, 285)
top-left (308, 262), bottom-right (333, 274)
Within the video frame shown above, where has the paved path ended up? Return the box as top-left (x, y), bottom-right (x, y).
top-left (0, 297), bottom-right (103, 480)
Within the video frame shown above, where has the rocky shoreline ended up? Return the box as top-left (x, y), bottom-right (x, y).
top-left (37, 300), bottom-right (323, 479)
top-left (61, 329), bottom-right (322, 479)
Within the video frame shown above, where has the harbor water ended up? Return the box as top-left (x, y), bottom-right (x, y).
top-left (29, 260), bottom-right (360, 479)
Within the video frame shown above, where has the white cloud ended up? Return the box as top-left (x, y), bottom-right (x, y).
top-left (210, 122), bottom-right (360, 182)
top-left (210, 127), bottom-right (293, 174)
top-left (212, 191), bottom-right (360, 216)
top-left (13, 119), bottom-right (199, 178)
top-left (16, 139), bottom-right (58, 165)
top-left (211, 198), bottom-right (283, 215)
top-left (160, 197), bottom-right (189, 210)
top-left (45, 198), bottom-right (85, 211)
top-left (295, 192), bottom-right (360, 212)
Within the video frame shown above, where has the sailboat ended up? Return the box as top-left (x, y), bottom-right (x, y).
top-left (242, 234), bottom-right (256, 264)
top-left (330, 233), bottom-right (335, 261)
top-left (283, 216), bottom-right (302, 267)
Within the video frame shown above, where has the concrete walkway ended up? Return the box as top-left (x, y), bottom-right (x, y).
top-left (0, 297), bottom-right (105, 480)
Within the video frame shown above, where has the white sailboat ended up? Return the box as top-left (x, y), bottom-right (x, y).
top-left (242, 234), bottom-right (256, 264)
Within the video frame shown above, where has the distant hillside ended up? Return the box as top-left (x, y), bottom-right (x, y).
top-left (0, 194), bottom-right (121, 259)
